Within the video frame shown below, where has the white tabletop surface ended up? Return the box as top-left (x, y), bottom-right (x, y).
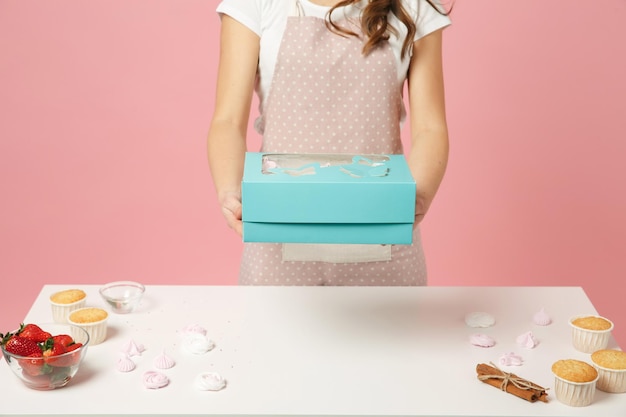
top-left (0, 285), bottom-right (624, 417)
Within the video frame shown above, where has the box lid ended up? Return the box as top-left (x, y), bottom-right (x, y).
top-left (242, 153), bottom-right (416, 224)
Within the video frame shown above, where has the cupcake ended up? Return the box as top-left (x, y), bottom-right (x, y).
top-left (49, 289), bottom-right (87, 323)
top-left (569, 315), bottom-right (614, 353)
top-left (551, 359), bottom-right (599, 407)
top-left (591, 349), bottom-right (626, 393)
top-left (68, 307), bottom-right (108, 345)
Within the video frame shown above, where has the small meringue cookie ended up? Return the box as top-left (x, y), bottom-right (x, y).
top-left (143, 371), bottom-right (169, 389)
top-left (195, 372), bottom-right (227, 391)
top-left (499, 352), bottom-right (523, 366)
top-left (180, 323), bottom-right (207, 336)
top-left (516, 331), bottom-right (539, 349)
top-left (182, 333), bottom-right (215, 355)
top-left (154, 349), bottom-right (176, 369)
top-left (469, 333), bottom-right (496, 348)
top-left (465, 312), bottom-right (496, 328)
top-left (120, 339), bottom-right (145, 357)
top-left (116, 354), bottom-right (136, 372)
top-left (263, 160), bottom-right (278, 170)
top-left (532, 308), bottom-right (552, 326)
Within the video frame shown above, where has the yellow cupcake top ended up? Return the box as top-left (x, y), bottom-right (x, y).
top-left (69, 307), bottom-right (108, 324)
top-left (591, 350), bottom-right (626, 370)
top-left (571, 316), bottom-right (613, 331)
top-left (49, 289), bottom-right (86, 304)
top-left (552, 359), bottom-right (598, 383)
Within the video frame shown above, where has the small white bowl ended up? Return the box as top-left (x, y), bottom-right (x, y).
top-left (99, 281), bottom-right (145, 314)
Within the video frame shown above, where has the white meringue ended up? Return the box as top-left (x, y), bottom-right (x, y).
top-left (532, 308), bottom-right (552, 326)
top-left (499, 352), bottom-right (523, 366)
top-left (120, 339), bottom-right (145, 357)
top-left (195, 372), bottom-right (227, 391)
top-left (469, 333), bottom-right (496, 348)
top-left (154, 349), bottom-right (176, 369)
top-left (516, 331), bottom-right (539, 349)
top-left (465, 312), bottom-right (496, 328)
top-left (182, 333), bottom-right (215, 355)
top-left (143, 371), bottom-right (169, 389)
top-left (116, 354), bottom-right (136, 372)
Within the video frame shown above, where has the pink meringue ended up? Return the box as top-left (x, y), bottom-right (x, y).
top-left (469, 333), bottom-right (496, 348)
top-left (116, 354), bottom-right (136, 372)
top-left (120, 339), bottom-right (145, 357)
top-left (532, 308), bottom-right (552, 326)
top-left (180, 323), bottom-right (207, 336)
top-left (154, 349), bottom-right (176, 369)
top-left (499, 352), bottom-right (523, 366)
top-left (143, 371), bottom-right (169, 389)
top-left (516, 331), bottom-right (539, 349)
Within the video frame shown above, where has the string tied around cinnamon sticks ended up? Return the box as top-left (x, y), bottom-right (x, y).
top-left (476, 362), bottom-right (549, 403)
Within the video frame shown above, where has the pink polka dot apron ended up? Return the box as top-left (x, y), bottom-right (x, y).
top-left (239, 0), bottom-right (427, 286)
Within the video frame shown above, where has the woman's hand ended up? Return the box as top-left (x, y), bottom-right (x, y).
top-left (220, 193), bottom-right (243, 237)
top-left (414, 197), bottom-right (428, 228)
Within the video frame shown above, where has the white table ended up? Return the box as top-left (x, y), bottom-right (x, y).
top-left (0, 285), bottom-right (624, 417)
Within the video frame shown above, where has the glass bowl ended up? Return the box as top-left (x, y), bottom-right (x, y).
top-left (1, 323), bottom-right (89, 390)
top-left (99, 281), bottom-right (145, 314)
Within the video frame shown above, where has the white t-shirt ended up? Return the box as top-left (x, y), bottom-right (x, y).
top-left (216, 0), bottom-right (450, 132)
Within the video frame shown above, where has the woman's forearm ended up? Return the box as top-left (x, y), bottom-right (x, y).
top-left (207, 119), bottom-right (247, 204)
top-left (407, 127), bottom-right (449, 223)
top-left (207, 15), bottom-right (260, 235)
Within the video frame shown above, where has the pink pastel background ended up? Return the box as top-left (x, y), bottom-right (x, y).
top-left (1, 1), bottom-right (625, 347)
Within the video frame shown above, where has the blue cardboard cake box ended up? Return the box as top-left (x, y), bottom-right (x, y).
top-left (241, 152), bottom-right (416, 244)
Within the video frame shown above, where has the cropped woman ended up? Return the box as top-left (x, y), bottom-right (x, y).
top-left (208, 0), bottom-right (451, 286)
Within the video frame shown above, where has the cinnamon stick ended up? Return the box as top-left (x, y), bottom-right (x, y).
top-left (476, 363), bottom-right (549, 403)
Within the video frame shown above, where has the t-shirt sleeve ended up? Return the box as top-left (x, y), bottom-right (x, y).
top-left (216, 0), bottom-right (263, 36)
top-left (412, 0), bottom-right (451, 40)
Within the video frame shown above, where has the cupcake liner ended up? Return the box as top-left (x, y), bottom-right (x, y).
top-left (569, 315), bottom-right (614, 353)
top-left (68, 308), bottom-right (108, 345)
top-left (593, 365), bottom-right (626, 393)
top-left (553, 376), bottom-right (598, 407)
top-left (50, 298), bottom-right (87, 324)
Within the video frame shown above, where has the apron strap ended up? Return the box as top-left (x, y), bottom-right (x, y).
top-left (289, 0), bottom-right (305, 17)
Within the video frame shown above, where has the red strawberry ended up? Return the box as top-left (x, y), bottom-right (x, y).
top-left (3, 336), bottom-right (43, 357)
top-left (43, 341), bottom-right (66, 358)
top-left (66, 342), bottom-right (83, 352)
top-left (17, 323), bottom-right (52, 343)
top-left (19, 352), bottom-right (51, 376)
top-left (48, 342), bottom-right (84, 367)
top-left (51, 334), bottom-right (74, 348)
top-left (43, 337), bottom-right (86, 367)
top-left (20, 370), bottom-right (53, 386)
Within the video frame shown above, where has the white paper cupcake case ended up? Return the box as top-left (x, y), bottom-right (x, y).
top-left (569, 315), bottom-right (613, 354)
top-left (553, 376), bottom-right (598, 407)
top-left (594, 366), bottom-right (626, 393)
top-left (50, 299), bottom-right (87, 323)
top-left (68, 319), bottom-right (108, 345)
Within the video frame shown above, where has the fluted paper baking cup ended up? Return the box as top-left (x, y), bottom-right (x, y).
top-left (553, 375), bottom-right (598, 407)
top-left (593, 364), bottom-right (626, 393)
top-left (50, 298), bottom-right (87, 323)
top-left (569, 315), bottom-right (614, 353)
